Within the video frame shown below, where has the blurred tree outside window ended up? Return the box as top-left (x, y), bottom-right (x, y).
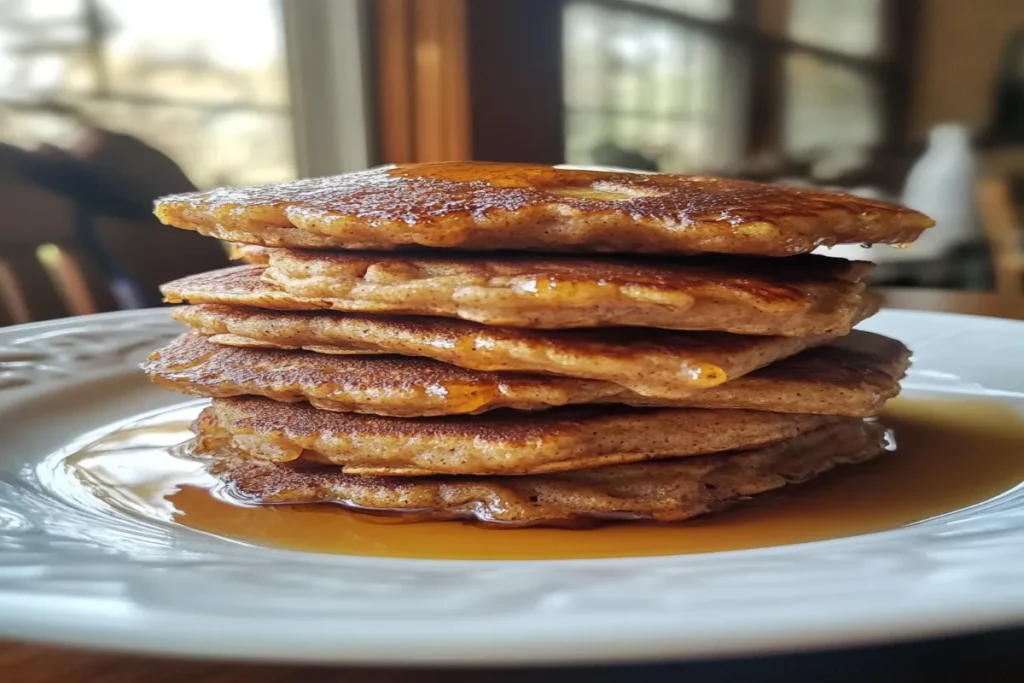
top-left (784, 0), bottom-right (884, 158)
top-left (0, 0), bottom-right (296, 188)
top-left (563, 0), bottom-right (745, 174)
top-left (563, 0), bottom-right (905, 177)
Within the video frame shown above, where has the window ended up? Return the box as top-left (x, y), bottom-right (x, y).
top-left (783, 0), bottom-right (886, 158)
top-left (784, 54), bottom-right (882, 156)
top-left (629, 0), bottom-right (733, 21)
top-left (563, 0), bottom-right (744, 174)
top-left (0, 0), bottom-right (295, 187)
top-left (787, 0), bottom-right (883, 57)
top-left (563, 0), bottom-right (907, 174)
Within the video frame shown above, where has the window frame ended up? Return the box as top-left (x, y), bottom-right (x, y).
top-left (280, 0), bottom-right (374, 177)
top-left (571, 0), bottom-right (922, 162)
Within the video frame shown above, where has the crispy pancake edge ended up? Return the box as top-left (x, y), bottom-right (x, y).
top-left (144, 330), bottom-right (909, 418)
top-left (197, 398), bottom-right (844, 475)
top-left (163, 251), bottom-right (878, 335)
top-left (197, 418), bottom-right (890, 525)
top-left (155, 162), bottom-right (932, 256)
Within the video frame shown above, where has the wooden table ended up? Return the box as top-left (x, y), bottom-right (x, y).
top-left (4, 288), bottom-right (1024, 683)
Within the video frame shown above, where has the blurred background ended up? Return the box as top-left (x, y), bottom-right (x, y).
top-left (1, 0), bottom-right (1023, 324)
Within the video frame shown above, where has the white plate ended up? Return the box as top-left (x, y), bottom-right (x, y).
top-left (1, 308), bottom-right (1023, 665)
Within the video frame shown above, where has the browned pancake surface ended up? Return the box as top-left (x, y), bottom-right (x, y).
top-left (145, 332), bottom-right (621, 417)
top-left (227, 243), bottom-right (271, 265)
top-left (163, 253), bottom-right (878, 335)
top-left (155, 162), bottom-right (932, 256)
top-left (169, 293), bottom-right (879, 398)
top-left (199, 419), bottom-right (889, 525)
top-left (145, 331), bottom-right (908, 417)
top-left (197, 398), bottom-right (841, 475)
top-left (259, 249), bottom-right (874, 334)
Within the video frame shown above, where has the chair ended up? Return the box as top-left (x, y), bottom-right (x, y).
top-left (0, 132), bottom-right (230, 325)
top-left (976, 175), bottom-right (1024, 295)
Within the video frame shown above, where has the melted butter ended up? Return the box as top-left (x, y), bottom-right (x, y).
top-left (687, 362), bottom-right (726, 386)
top-left (513, 276), bottom-right (696, 311)
top-left (453, 336), bottom-right (483, 357)
top-left (422, 380), bottom-right (501, 413)
top-left (547, 186), bottom-right (642, 201)
top-left (518, 277), bottom-right (614, 300)
top-left (64, 398), bottom-right (1024, 560)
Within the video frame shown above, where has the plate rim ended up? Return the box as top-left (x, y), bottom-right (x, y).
top-left (1, 307), bottom-right (1024, 665)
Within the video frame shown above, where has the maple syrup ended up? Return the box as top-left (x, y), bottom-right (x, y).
top-left (60, 397), bottom-right (1024, 561)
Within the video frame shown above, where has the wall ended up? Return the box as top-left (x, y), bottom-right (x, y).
top-left (912, 0), bottom-right (1024, 138)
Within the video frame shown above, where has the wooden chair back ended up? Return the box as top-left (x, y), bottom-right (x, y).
top-left (976, 175), bottom-right (1024, 295)
top-left (0, 169), bottom-right (119, 324)
top-left (0, 244), bottom-right (119, 326)
top-left (0, 133), bottom-right (230, 326)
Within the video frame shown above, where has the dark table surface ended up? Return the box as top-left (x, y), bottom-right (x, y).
top-left (3, 288), bottom-right (1024, 683)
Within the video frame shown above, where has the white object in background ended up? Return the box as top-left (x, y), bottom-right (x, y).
top-left (817, 124), bottom-right (980, 264)
top-left (892, 123), bottom-right (980, 262)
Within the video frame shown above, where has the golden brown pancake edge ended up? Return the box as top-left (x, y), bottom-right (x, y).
top-left (197, 418), bottom-right (890, 525)
top-left (196, 397), bottom-right (844, 476)
top-left (154, 162), bottom-right (932, 256)
top-left (162, 252), bottom-right (878, 335)
top-left (144, 331), bottom-right (909, 417)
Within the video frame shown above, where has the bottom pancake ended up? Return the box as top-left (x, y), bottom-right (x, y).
top-left (197, 419), bottom-right (890, 526)
top-left (196, 398), bottom-right (841, 476)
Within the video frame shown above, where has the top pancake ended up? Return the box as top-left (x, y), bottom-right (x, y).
top-left (154, 162), bottom-right (933, 257)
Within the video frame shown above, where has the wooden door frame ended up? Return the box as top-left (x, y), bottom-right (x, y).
top-left (370, 0), bottom-right (565, 165)
top-left (371, 0), bottom-right (471, 163)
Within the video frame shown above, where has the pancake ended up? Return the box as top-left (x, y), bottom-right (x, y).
top-left (146, 332), bottom-right (635, 417)
top-left (145, 331), bottom-right (908, 417)
top-left (227, 243), bottom-right (270, 265)
top-left (169, 296), bottom-right (880, 399)
top-left (154, 162), bottom-right (932, 256)
top-left (164, 260), bottom-right (880, 336)
top-left (197, 397), bottom-right (841, 476)
top-left (197, 419), bottom-right (890, 525)
top-left (257, 249), bottom-right (875, 334)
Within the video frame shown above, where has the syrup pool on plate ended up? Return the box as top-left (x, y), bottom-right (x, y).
top-left (57, 398), bottom-right (1024, 561)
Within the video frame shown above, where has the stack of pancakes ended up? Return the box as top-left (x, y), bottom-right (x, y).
top-left (144, 162), bottom-right (931, 526)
